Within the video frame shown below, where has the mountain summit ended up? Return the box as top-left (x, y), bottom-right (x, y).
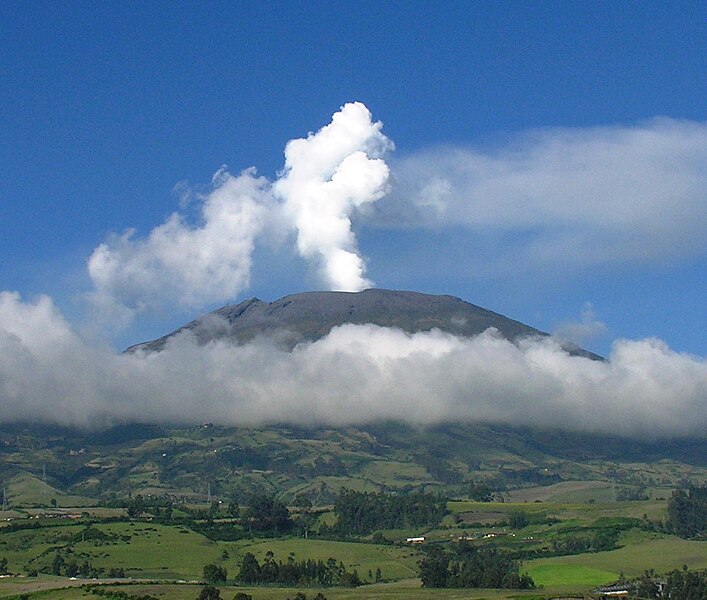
top-left (127, 289), bottom-right (600, 360)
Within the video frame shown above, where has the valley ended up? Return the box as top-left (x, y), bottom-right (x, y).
top-left (0, 423), bottom-right (705, 599)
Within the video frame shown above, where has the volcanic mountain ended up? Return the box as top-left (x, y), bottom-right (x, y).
top-left (127, 289), bottom-right (601, 360)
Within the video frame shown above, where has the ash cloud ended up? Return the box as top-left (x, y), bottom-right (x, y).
top-left (1, 292), bottom-right (705, 438)
top-left (85, 106), bottom-right (706, 324)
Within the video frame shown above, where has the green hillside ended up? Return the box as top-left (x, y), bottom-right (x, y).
top-left (1, 422), bottom-right (704, 507)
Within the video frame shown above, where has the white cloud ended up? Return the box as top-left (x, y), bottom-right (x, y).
top-left (87, 168), bottom-right (271, 322)
top-left (382, 118), bottom-right (707, 269)
top-left (86, 102), bottom-right (394, 325)
top-left (1, 292), bottom-right (705, 437)
top-left (274, 102), bottom-right (393, 291)
top-left (554, 302), bottom-right (608, 346)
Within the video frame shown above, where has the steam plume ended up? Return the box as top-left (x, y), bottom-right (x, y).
top-left (274, 102), bottom-right (392, 291)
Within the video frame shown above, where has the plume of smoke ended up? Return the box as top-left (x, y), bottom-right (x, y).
top-left (1, 292), bottom-right (705, 437)
top-left (87, 168), bottom-right (271, 324)
top-left (274, 102), bottom-right (393, 291)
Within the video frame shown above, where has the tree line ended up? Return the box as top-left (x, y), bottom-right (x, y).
top-left (627, 567), bottom-right (707, 600)
top-left (331, 489), bottom-right (447, 535)
top-left (418, 541), bottom-right (535, 589)
top-left (235, 551), bottom-right (361, 587)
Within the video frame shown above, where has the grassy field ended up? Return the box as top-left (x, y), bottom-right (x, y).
top-left (0, 492), bottom-right (703, 599)
top-left (0, 578), bottom-right (592, 600)
top-left (0, 522), bottom-right (223, 579)
top-left (231, 538), bottom-right (419, 582)
top-left (2, 473), bottom-right (97, 509)
top-left (0, 523), bottom-right (420, 582)
top-left (524, 564), bottom-right (619, 587)
top-left (507, 480), bottom-right (620, 503)
top-left (447, 499), bottom-right (667, 525)
top-left (526, 530), bottom-right (707, 579)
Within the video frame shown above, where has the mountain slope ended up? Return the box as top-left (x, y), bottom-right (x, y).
top-left (1, 421), bottom-right (704, 506)
top-left (127, 289), bottom-right (600, 359)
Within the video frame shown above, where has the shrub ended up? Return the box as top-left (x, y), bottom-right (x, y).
top-left (197, 585), bottom-right (221, 600)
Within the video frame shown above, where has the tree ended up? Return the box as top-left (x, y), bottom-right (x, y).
top-left (334, 489), bottom-right (447, 535)
top-left (226, 499), bottom-right (239, 517)
top-left (466, 482), bottom-right (493, 502)
top-left (197, 585), bottom-right (221, 600)
top-left (247, 495), bottom-right (292, 533)
top-left (203, 563), bottom-right (227, 584)
top-left (127, 494), bottom-right (145, 518)
top-left (237, 552), bottom-right (261, 584)
top-left (293, 495), bottom-right (312, 509)
top-left (635, 570), bottom-right (658, 599)
top-left (65, 560), bottom-right (78, 577)
top-left (51, 553), bottom-right (64, 576)
top-left (664, 567), bottom-right (707, 600)
top-left (419, 548), bottom-right (449, 588)
top-left (666, 484), bottom-right (707, 538)
top-left (419, 545), bottom-right (534, 589)
top-left (0, 557), bottom-right (7, 575)
top-left (509, 511), bottom-right (529, 529)
top-left (79, 561), bottom-right (91, 578)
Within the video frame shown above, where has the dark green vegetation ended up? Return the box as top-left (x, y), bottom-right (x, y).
top-left (662, 567), bottom-right (707, 600)
top-left (332, 490), bottom-right (447, 535)
top-left (666, 484), bottom-right (707, 538)
top-left (236, 550), bottom-right (362, 586)
top-left (419, 543), bottom-right (534, 589)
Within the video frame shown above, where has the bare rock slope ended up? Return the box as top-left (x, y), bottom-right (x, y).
top-left (127, 289), bottom-right (601, 360)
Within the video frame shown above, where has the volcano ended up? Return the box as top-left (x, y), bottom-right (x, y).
top-left (127, 289), bottom-right (601, 360)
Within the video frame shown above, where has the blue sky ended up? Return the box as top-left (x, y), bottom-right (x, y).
top-left (1, 0), bottom-right (705, 359)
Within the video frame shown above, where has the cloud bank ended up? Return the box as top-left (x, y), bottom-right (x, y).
top-left (1, 292), bottom-right (705, 437)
